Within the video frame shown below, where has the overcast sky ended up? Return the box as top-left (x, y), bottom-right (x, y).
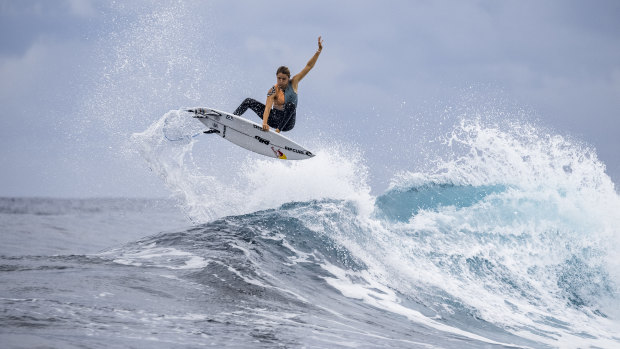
top-left (1, 0), bottom-right (619, 198)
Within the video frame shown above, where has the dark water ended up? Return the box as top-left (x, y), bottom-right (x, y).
top-left (1, 192), bottom-right (619, 348)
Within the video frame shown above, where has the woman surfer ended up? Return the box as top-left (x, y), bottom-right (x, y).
top-left (233, 36), bottom-right (323, 133)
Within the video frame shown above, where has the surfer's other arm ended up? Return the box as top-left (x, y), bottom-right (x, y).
top-left (262, 94), bottom-right (274, 131)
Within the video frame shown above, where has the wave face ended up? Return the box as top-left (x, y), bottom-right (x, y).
top-left (3, 114), bottom-right (620, 348)
top-left (130, 112), bottom-right (620, 347)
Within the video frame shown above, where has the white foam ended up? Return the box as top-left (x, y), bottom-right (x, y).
top-left (320, 262), bottom-right (518, 347)
top-left (131, 109), bottom-right (374, 223)
top-left (361, 118), bottom-right (620, 346)
top-left (110, 245), bottom-right (210, 270)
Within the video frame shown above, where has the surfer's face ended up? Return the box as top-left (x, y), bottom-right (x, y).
top-left (276, 73), bottom-right (289, 88)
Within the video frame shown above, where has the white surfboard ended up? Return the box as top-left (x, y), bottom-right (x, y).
top-left (187, 107), bottom-right (315, 160)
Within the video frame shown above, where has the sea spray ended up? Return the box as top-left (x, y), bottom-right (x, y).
top-left (131, 109), bottom-right (230, 222)
top-left (131, 109), bottom-right (374, 223)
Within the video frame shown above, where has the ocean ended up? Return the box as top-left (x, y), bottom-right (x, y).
top-left (1, 111), bottom-right (619, 348)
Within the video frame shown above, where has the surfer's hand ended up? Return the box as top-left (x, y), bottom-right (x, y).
top-left (318, 36), bottom-right (323, 52)
top-left (276, 129), bottom-right (281, 133)
top-left (262, 123), bottom-right (269, 131)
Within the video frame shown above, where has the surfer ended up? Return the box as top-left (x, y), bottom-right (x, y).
top-left (233, 36), bottom-right (323, 133)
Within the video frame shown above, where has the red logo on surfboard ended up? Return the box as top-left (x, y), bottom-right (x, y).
top-left (271, 146), bottom-right (287, 160)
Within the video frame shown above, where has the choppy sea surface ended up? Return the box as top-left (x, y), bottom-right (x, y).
top-left (2, 111), bottom-right (620, 348)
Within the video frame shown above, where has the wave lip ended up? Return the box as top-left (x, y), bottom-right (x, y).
top-left (375, 182), bottom-right (507, 222)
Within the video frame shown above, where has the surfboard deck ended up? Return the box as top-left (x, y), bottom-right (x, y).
top-left (187, 107), bottom-right (314, 160)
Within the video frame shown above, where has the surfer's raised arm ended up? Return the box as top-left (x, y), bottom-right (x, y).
top-left (233, 36), bottom-right (323, 133)
top-left (291, 36), bottom-right (323, 90)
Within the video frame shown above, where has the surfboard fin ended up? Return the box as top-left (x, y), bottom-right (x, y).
top-left (203, 129), bottom-right (220, 134)
top-left (187, 108), bottom-right (207, 116)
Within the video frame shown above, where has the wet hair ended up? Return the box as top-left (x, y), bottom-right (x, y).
top-left (276, 66), bottom-right (290, 78)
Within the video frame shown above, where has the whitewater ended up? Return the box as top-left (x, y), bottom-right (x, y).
top-left (3, 107), bottom-right (619, 348)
